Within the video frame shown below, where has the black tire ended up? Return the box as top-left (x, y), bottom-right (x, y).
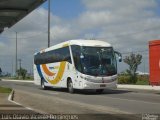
top-left (41, 79), bottom-right (47, 90)
top-left (67, 79), bottom-right (74, 93)
top-left (96, 89), bottom-right (104, 94)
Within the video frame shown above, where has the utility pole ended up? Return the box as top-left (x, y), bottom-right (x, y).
top-left (12, 57), bottom-right (14, 76)
top-left (48, 0), bottom-right (51, 47)
top-left (15, 32), bottom-right (17, 76)
top-left (18, 59), bottom-right (22, 70)
top-left (144, 57), bottom-right (145, 74)
top-left (17, 59), bottom-right (22, 78)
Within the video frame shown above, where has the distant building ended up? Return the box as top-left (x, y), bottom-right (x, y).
top-left (136, 71), bottom-right (149, 76)
top-left (149, 40), bottom-right (160, 86)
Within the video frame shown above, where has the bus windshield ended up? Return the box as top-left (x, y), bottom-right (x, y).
top-left (71, 46), bottom-right (117, 76)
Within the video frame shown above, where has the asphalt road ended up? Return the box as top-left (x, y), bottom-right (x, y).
top-left (0, 80), bottom-right (160, 119)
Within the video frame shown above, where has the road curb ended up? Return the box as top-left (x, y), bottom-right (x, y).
top-left (8, 90), bottom-right (34, 110)
top-left (117, 84), bottom-right (160, 91)
top-left (8, 90), bottom-right (14, 101)
top-left (2, 79), bottom-right (34, 83)
top-left (8, 90), bottom-right (22, 106)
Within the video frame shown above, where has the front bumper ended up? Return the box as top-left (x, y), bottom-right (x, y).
top-left (83, 80), bottom-right (117, 89)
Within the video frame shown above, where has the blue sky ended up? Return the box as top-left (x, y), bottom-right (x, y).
top-left (42, 0), bottom-right (85, 19)
top-left (1, 0), bottom-right (160, 74)
top-left (42, 0), bottom-right (160, 19)
top-left (155, 0), bottom-right (160, 15)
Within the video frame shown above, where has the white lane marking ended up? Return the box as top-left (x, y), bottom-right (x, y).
top-left (25, 107), bottom-right (34, 110)
top-left (8, 90), bottom-right (34, 111)
top-left (8, 90), bottom-right (23, 106)
top-left (47, 92), bottom-right (59, 95)
top-left (8, 90), bottom-right (48, 114)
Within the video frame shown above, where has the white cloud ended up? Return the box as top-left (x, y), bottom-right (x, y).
top-left (50, 25), bottom-right (78, 44)
top-left (1, 0), bottom-right (160, 73)
top-left (10, 7), bottom-right (62, 33)
top-left (83, 0), bottom-right (157, 11)
top-left (80, 0), bottom-right (160, 72)
top-left (78, 11), bottom-right (112, 29)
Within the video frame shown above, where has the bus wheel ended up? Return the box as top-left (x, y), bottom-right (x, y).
top-left (67, 80), bottom-right (74, 93)
top-left (96, 89), bottom-right (104, 94)
top-left (41, 79), bottom-right (46, 90)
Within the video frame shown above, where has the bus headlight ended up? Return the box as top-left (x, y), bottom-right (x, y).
top-left (80, 75), bottom-right (88, 81)
top-left (84, 83), bottom-right (87, 87)
top-left (80, 75), bottom-right (94, 83)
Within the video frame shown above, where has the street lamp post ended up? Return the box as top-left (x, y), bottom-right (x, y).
top-left (48, 0), bottom-right (51, 47)
top-left (15, 32), bottom-right (17, 76)
top-left (18, 59), bottom-right (22, 70)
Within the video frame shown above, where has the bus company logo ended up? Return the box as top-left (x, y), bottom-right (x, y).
top-left (49, 67), bottom-right (54, 70)
top-left (49, 66), bottom-right (59, 70)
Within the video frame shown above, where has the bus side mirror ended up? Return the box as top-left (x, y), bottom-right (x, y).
top-left (114, 51), bottom-right (122, 62)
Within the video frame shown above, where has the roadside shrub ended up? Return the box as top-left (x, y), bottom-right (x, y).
top-left (136, 75), bottom-right (149, 85)
top-left (129, 75), bottom-right (138, 84)
top-left (118, 74), bottom-right (149, 85)
top-left (26, 76), bottom-right (34, 80)
top-left (118, 75), bottom-right (130, 84)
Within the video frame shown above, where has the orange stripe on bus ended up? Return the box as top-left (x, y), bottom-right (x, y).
top-left (42, 64), bottom-right (56, 76)
top-left (47, 62), bottom-right (66, 85)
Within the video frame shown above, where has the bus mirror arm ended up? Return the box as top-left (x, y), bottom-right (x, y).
top-left (114, 51), bottom-right (122, 62)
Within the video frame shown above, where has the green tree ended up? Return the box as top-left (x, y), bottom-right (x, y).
top-left (0, 67), bottom-right (2, 75)
top-left (0, 67), bottom-right (2, 78)
top-left (123, 53), bottom-right (142, 84)
top-left (16, 68), bottom-right (27, 80)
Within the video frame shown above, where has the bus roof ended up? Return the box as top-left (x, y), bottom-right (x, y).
top-left (35, 39), bottom-right (112, 54)
top-left (69, 40), bottom-right (111, 47)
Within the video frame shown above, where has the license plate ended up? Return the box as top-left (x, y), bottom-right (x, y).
top-left (100, 84), bottom-right (106, 87)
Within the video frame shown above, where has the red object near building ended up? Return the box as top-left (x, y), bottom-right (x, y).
top-left (149, 40), bottom-right (160, 86)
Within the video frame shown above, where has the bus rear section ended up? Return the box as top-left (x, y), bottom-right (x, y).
top-left (34, 45), bottom-right (72, 90)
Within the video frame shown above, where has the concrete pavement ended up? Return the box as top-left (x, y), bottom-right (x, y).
top-left (0, 91), bottom-right (139, 120)
top-left (0, 80), bottom-right (160, 120)
top-left (13, 89), bottom-right (140, 120)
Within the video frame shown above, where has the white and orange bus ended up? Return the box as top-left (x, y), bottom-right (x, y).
top-left (34, 40), bottom-right (122, 93)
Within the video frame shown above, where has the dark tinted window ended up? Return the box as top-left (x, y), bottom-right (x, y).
top-left (71, 45), bottom-right (82, 72)
top-left (34, 46), bottom-right (71, 65)
top-left (71, 45), bottom-right (117, 76)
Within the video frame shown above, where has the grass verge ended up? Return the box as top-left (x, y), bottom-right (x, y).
top-left (136, 80), bottom-right (149, 85)
top-left (0, 86), bottom-right (12, 93)
top-left (118, 75), bottom-right (149, 85)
